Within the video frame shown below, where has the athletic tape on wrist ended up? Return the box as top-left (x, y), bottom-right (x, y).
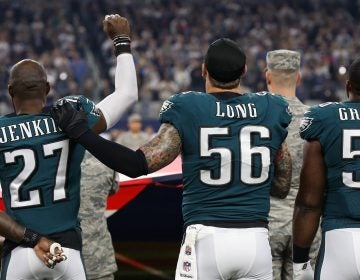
top-left (113, 34), bottom-right (131, 55)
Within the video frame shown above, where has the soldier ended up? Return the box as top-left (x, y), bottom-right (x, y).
top-left (265, 50), bottom-right (321, 279)
top-left (79, 152), bottom-right (118, 280)
top-left (116, 113), bottom-right (150, 151)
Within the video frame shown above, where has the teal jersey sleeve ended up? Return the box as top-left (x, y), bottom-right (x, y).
top-left (273, 94), bottom-right (292, 130)
top-left (299, 106), bottom-right (323, 140)
top-left (159, 94), bottom-right (186, 139)
top-left (56, 95), bottom-right (101, 128)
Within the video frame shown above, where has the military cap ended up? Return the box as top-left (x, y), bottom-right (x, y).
top-left (128, 113), bottom-right (142, 123)
top-left (266, 50), bottom-right (301, 71)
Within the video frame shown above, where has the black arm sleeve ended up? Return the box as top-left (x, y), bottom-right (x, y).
top-left (78, 130), bottom-right (149, 177)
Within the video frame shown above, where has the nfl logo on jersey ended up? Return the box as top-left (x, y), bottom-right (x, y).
top-left (183, 261), bottom-right (191, 272)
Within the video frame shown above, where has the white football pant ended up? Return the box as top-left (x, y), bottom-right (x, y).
top-left (315, 228), bottom-right (360, 279)
top-left (1, 246), bottom-right (86, 280)
top-left (176, 225), bottom-right (272, 280)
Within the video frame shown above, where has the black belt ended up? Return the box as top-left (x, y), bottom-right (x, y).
top-left (185, 220), bottom-right (268, 231)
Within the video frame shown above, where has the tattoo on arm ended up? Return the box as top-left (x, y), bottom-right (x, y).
top-left (271, 141), bottom-right (292, 199)
top-left (140, 123), bottom-right (181, 173)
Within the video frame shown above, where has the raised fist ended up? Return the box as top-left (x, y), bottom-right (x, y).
top-left (103, 14), bottom-right (130, 39)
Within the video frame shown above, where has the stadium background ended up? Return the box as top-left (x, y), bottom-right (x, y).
top-left (0, 0), bottom-right (359, 279)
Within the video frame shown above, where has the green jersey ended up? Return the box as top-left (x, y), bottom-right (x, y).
top-left (300, 102), bottom-right (360, 232)
top-left (0, 96), bottom-right (100, 235)
top-left (159, 91), bottom-right (291, 226)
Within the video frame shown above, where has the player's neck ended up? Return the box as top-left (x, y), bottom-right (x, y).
top-left (14, 99), bottom-right (45, 115)
top-left (348, 92), bottom-right (360, 102)
top-left (268, 86), bottom-right (296, 98)
top-left (206, 85), bottom-right (241, 94)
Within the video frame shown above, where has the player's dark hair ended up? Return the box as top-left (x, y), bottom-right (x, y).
top-left (349, 57), bottom-right (360, 95)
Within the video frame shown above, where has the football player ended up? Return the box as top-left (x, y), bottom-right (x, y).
top-left (293, 57), bottom-right (360, 279)
top-left (52, 38), bottom-right (292, 279)
top-left (0, 15), bottom-right (137, 279)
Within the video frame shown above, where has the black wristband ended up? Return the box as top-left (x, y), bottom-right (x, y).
top-left (21, 228), bottom-right (42, 248)
top-left (113, 34), bottom-right (131, 56)
top-left (293, 244), bottom-right (310, 263)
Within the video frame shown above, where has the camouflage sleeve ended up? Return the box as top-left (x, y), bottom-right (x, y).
top-left (79, 152), bottom-right (118, 276)
top-left (299, 106), bottom-right (322, 140)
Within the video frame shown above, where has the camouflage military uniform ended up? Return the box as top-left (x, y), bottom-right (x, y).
top-left (116, 114), bottom-right (150, 151)
top-left (268, 97), bottom-right (321, 280)
top-left (266, 50), bottom-right (321, 280)
top-left (79, 152), bottom-right (118, 280)
top-left (116, 131), bottom-right (150, 151)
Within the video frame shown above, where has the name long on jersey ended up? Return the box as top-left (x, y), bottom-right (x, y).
top-left (159, 91), bottom-right (291, 226)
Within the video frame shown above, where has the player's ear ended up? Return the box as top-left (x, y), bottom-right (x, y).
top-left (45, 82), bottom-right (50, 96)
top-left (201, 63), bottom-right (207, 79)
top-left (346, 80), bottom-right (351, 98)
top-left (265, 70), bottom-right (271, 85)
top-left (241, 64), bottom-right (247, 77)
top-left (8, 84), bottom-right (14, 98)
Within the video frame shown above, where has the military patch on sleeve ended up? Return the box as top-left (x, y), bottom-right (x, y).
top-left (299, 117), bottom-right (314, 132)
top-left (159, 100), bottom-right (174, 114)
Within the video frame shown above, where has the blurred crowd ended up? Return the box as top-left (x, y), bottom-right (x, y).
top-left (0, 0), bottom-right (91, 114)
top-left (0, 0), bottom-right (359, 118)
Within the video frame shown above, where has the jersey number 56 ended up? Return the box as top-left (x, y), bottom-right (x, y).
top-left (200, 126), bottom-right (271, 186)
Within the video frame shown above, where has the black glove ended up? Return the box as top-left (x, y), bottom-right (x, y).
top-left (50, 99), bottom-right (89, 139)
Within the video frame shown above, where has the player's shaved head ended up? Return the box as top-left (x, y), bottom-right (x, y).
top-left (8, 59), bottom-right (49, 100)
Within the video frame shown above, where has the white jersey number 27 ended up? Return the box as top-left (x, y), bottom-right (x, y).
top-left (4, 139), bottom-right (69, 208)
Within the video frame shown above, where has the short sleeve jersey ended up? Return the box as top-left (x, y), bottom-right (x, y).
top-left (300, 102), bottom-right (360, 231)
top-left (160, 91), bottom-right (291, 226)
top-left (0, 95), bottom-right (100, 234)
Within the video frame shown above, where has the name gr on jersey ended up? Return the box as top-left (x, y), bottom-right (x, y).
top-left (215, 101), bottom-right (257, 119)
top-left (338, 107), bottom-right (360, 121)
